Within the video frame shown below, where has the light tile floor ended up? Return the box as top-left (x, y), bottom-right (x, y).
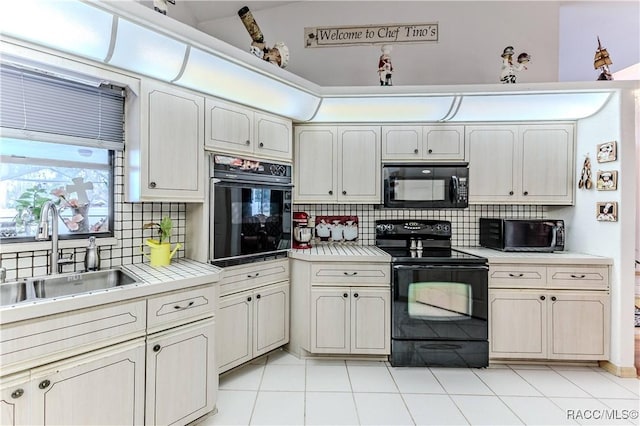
top-left (198, 349), bottom-right (640, 426)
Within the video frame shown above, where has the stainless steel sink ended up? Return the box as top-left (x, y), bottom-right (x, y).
top-left (0, 269), bottom-right (140, 306)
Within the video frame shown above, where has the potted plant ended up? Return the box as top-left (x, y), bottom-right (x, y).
top-left (13, 184), bottom-right (51, 235)
top-left (141, 216), bottom-right (181, 266)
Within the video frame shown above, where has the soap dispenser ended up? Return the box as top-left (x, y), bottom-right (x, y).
top-left (84, 236), bottom-right (100, 271)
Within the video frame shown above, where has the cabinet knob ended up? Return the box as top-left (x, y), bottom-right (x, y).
top-left (11, 388), bottom-right (24, 399)
top-left (509, 191), bottom-right (514, 196)
top-left (245, 140), bottom-right (251, 145)
top-left (247, 296), bottom-right (252, 302)
top-left (539, 295), bottom-right (546, 301)
top-left (38, 380), bottom-right (51, 390)
top-left (153, 344), bottom-right (161, 352)
top-left (256, 294), bottom-right (261, 299)
top-left (414, 148), bottom-right (419, 154)
top-left (342, 190), bottom-right (347, 195)
top-left (551, 296), bottom-right (557, 301)
top-left (353, 293), bottom-right (359, 298)
top-left (523, 191), bottom-right (529, 196)
top-left (328, 190), bottom-right (333, 195)
top-left (259, 142), bottom-right (264, 148)
top-left (428, 149), bottom-right (433, 154)
top-left (343, 293), bottom-right (348, 298)
top-left (149, 181), bottom-right (157, 189)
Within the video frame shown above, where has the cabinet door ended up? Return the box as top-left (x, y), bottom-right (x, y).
top-left (144, 81), bottom-right (204, 201)
top-left (350, 288), bottom-right (390, 354)
top-left (548, 292), bottom-right (609, 359)
top-left (467, 125), bottom-right (519, 203)
top-left (218, 292), bottom-right (253, 373)
top-left (254, 281), bottom-right (290, 357)
top-left (310, 288), bottom-right (350, 353)
top-left (381, 126), bottom-right (422, 160)
top-left (30, 339), bottom-right (145, 425)
top-left (146, 319), bottom-right (216, 426)
top-left (0, 373), bottom-right (31, 426)
top-left (294, 126), bottom-right (338, 203)
top-left (338, 126), bottom-right (381, 203)
top-left (489, 290), bottom-right (546, 358)
top-left (520, 124), bottom-right (574, 204)
top-left (254, 112), bottom-right (292, 161)
top-left (205, 98), bottom-right (253, 154)
top-left (423, 125), bottom-right (465, 161)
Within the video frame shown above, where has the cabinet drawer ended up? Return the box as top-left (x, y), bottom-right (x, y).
top-left (0, 300), bottom-right (146, 375)
top-left (310, 263), bottom-right (390, 286)
top-left (547, 266), bottom-right (609, 290)
top-left (219, 259), bottom-right (289, 296)
top-left (147, 285), bottom-right (216, 330)
top-left (489, 265), bottom-right (546, 288)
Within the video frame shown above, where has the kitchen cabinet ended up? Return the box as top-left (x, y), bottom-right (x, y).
top-left (0, 340), bottom-right (145, 426)
top-left (217, 259), bottom-right (290, 373)
top-left (311, 287), bottom-right (390, 355)
top-left (382, 125), bottom-right (465, 161)
top-left (489, 263), bottom-right (610, 360)
top-left (294, 125), bottom-right (381, 203)
top-left (127, 79), bottom-right (205, 202)
top-left (205, 98), bottom-right (292, 161)
top-left (466, 123), bottom-right (575, 205)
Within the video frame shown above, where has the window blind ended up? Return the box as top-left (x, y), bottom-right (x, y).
top-left (0, 64), bottom-right (125, 150)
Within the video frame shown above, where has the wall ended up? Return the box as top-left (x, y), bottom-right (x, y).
top-left (0, 152), bottom-right (187, 280)
top-left (197, 1), bottom-right (560, 86)
top-left (295, 204), bottom-right (546, 246)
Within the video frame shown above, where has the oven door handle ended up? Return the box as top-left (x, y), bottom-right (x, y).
top-left (393, 264), bottom-right (488, 271)
top-left (213, 178), bottom-right (294, 189)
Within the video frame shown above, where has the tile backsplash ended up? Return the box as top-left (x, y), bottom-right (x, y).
top-left (295, 204), bottom-right (547, 246)
top-left (1, 152), bottom-right (186, 280)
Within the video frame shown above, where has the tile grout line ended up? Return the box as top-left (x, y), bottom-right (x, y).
top-left (470, 367), bottom-right (529, 425)
top-left (385, 363), bottom-right (418, 426)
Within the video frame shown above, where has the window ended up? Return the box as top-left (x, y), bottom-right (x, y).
top-left (0, 63), bottom-right (123, 242)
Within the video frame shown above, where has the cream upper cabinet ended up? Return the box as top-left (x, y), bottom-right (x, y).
top-left (205, 98), bottom-right (292, 161)
top-left (466, 123), bottom-right (575, 205)
top-left (382, 125), bottom-right (465, 161)
top-left (294, 125), bottom-right (381, 204)
top-left (128, 79), bottom-right (205, 202)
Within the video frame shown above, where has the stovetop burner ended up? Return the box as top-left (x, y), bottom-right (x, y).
top-left (380, 247), bottom-right (486, 264)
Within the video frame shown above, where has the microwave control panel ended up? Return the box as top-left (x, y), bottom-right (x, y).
top-left (456, 177), bottom-right (468, 203)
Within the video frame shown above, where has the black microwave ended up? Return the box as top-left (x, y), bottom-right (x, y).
top-left (479, 218), bottom-right (565, 252)
top-left (382, 163), bottom-right (469, 209)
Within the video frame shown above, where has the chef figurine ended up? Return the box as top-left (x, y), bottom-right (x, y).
top-left (378, 45), bottom-right (394, 86)
top-left (500, 46), bottom-right (530, 83)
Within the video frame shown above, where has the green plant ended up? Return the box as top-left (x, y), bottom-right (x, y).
top-left (13, 184), bottom-right (52, 225)
top-left (143, 216), bottom-right (173, 244)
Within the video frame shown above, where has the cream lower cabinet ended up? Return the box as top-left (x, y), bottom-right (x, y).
top-left (1, 339), bottom-right (145, 426)
top-left (218, 280), bottom-right (290, 373)
top-left (310, 287), bottom-right (390, 355)
top-left (489, 263), bottom-right (610, 361)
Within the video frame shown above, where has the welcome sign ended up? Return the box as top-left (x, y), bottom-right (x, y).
top-left (304, 22), bottom-right (438, 47)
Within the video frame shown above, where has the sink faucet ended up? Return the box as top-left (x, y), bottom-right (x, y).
top-left (36, 200), bottom-right (62, 274)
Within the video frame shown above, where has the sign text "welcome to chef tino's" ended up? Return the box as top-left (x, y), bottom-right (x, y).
top-left (305, 22), bottom-right (438, 47)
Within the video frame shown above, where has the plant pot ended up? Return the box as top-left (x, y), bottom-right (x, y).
top-left (141, 239), bottom-right (182, 267)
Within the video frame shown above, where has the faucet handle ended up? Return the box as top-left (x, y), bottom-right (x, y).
top-left (0, 266), bottom-right (6, 284)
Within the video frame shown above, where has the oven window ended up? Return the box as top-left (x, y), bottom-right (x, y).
top-left (394, 179), bottom-right (446, 202)
top-left (408, 282), bottom-right (472, 320)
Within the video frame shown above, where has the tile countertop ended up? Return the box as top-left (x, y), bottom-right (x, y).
top-left (456, 247), bottom-right (613, 265)
top-left (0, 258), bottom-right (223, 324)
top-left (290, 245), bottom-right (392, 262)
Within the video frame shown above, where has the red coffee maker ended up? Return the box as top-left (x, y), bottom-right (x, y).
top-left (292, 212), bottom-right (313, 249)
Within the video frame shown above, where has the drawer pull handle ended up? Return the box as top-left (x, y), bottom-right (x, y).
top-left (508, 273), bottom-right (524, 278)
top-left (570, 274), bottom-right (586, 279)
top-left (174, 300), bottom-right (195, 310)
top-left (539, 295), bottom-right (545, 301)
top-left (39, 380), bottom-right (51, 390)
top-left (11, 388), bottom-right (24, 399)
top-left (247, 273), bottom-right (260, 278)
top-left (343, 272), bottom-right (358, 276)
top-left (153, 344), bottom-right (161, 352)
top-left (551, 296), bottom-right (557, 301)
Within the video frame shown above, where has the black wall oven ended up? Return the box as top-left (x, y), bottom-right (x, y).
top-left (210, 154), bottom-right (292, 267)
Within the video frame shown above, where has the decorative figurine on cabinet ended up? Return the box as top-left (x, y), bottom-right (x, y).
top-left (153, 0), bottom-right (175, 15)
top-left (237, 6), bottom-right (290, 68)
top-left (500, 46), bottom-right (531, 83)
top-left (378, 44), bottom-right (394, 86)
top-left (594, 36), bottom-right (613, 80)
